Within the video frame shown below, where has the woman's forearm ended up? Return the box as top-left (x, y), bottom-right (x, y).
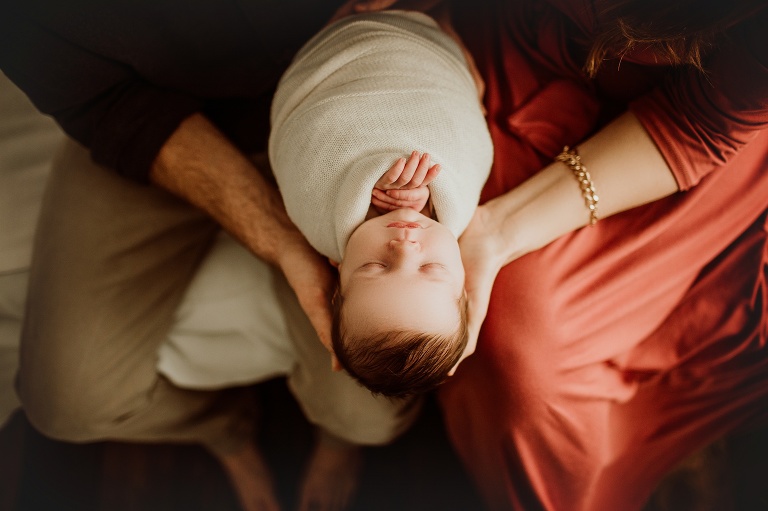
top-left (487, 111), bottom-right (680, 264)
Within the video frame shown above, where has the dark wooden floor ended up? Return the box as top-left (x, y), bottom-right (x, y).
top-left (0, 379), bottom-right (484, 511)
top-left (1, 378), bottom-right (767, 511)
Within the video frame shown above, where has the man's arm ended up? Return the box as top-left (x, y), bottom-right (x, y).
top-left (0, 5), bottom-right (205, 182)
top-left (151, 113), bottom-right (336, 349)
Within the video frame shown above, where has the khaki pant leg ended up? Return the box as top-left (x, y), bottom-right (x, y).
top-left (18, 139), bottom-right (253, 452)
top-left (157, 231), bottom-right (297, 389)
top-left (273, 274), bottom-right (422, 446)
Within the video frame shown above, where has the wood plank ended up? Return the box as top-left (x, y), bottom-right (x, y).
top-left (0, 411), bottom-right (26, 511)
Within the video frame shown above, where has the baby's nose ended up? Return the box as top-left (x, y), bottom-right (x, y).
top-left (389, 239), bottom-right (420, 253)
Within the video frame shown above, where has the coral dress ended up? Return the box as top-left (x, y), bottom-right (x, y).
top-left (440, 1), bottom-right (768, 510)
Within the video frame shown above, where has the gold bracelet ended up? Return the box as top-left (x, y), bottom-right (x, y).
top-left (555, 146), bottom-right (599, 226)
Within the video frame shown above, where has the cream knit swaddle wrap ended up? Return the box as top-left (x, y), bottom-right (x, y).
top-left (269, 11), bottom-right (493, 262)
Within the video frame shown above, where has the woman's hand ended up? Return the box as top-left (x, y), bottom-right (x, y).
top-left (371, 151), bottom-right (441, 214)
top-left (453, 203), bottom-right (509, 369)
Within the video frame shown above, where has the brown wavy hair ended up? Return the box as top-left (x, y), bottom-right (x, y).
top-left (331, 290), bottom-right (468, 398)
top-left (585, 0), bottom-right (767, 76)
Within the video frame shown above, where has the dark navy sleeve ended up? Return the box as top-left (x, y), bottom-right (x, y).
top-left (0, 5), bottom-right (202, 182)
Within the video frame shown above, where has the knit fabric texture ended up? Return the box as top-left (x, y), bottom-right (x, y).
top-left (269, 10), bottom-right (493, 262)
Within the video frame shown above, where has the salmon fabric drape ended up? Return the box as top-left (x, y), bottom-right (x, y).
top-left (441, 1), bottom-right (768, 510)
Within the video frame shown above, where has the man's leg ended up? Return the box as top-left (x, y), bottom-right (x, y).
top-left (274, 272), bottom-right (421, 510)
top-left (18, 139), bottom-right (253, 453)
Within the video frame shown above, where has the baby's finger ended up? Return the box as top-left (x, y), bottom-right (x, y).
top-left (386, 188), bottom-right (429, 210)
top-left (372, 188), bottom-right (403, 207)
top-left (385, 188), bottom-right (428, 202)
top-left (420, 163), bottom-right (441, 187)
top-left (371, 195), bottom-right (401, 211)
top-left (392, 150), bottom-right (421, 187)
top-left (378, 198), bottom-right (421, 210)
top-left (408, 153), bottom-right (432, 187)
top-left (374, 157), bottom-right (406, 188)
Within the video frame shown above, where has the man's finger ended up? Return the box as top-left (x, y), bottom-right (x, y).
top-left (353, 0), bottom-right (398, 13)
top-left (299, 293), bottom-right (332, 351)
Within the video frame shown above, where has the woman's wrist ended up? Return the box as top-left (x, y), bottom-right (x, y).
top-left (462, 112), bottom-right (681, 282)
top-left (477, 168), bottom-right (589, 271)
top-left (469, 200), bottom-right (524, 270)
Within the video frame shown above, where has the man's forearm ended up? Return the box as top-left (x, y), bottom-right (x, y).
top-left (150, 113), bottom-right (337, 349)
top-left (149, 113), bottom-right (300, 266)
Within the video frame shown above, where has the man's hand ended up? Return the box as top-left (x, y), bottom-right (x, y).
top-left (151, 114), bottom-right (339, 353)
top-left (276, 232), bottom-right (337, 352)
top-left (326, 0), bottom-right (398, 26)
top-left (371, 151), bottom-right (441, 214)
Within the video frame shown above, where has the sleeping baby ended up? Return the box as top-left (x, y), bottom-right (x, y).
top-left (269, 10), bottom-right (492, 397)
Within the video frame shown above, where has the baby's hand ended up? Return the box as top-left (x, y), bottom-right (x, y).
top-left (371, 151), bottom-right (441, 213)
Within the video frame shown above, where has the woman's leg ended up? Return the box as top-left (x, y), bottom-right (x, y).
top-left (439, 133), bottom-right (768, 511)
top-left (443, 2), bottom-right (768, 506)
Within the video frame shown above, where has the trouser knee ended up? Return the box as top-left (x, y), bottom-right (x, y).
top-left (20, 380), bottom-right (123, 443)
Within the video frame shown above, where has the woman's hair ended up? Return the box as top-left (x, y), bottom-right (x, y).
top-left (585, 0), bottom-right (766, 76)
top-left (331, 291), bottom-right (469, 398)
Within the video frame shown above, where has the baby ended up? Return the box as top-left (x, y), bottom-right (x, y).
top-left (269, 10), bottom-right (493, 397)
top-left (332, 150), bottom-right (469, 397)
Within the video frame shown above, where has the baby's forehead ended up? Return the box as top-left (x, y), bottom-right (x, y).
top-left (341, 281), bottom-right (462, 336)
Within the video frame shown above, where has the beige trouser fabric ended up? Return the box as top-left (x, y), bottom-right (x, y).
top-left (158, 229), bottom-right (420, 445)
top-left (18, 138), bottom-right (417, 453)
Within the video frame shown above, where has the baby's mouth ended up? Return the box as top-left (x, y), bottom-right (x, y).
top-left (387, 222), bottom-right (422, 229)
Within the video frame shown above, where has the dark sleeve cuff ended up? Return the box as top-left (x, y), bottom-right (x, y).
top-left (0, 6), bottom-right (203, 183)
top-left (86, 83), bottom-right (203, 183)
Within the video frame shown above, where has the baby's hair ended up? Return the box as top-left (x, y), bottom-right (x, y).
top-left (331, 290), bottom-right (469, 398)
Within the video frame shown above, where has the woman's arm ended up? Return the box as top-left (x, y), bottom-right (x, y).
top-left (456, 111), bottom-right (679, 365)
top-left (452, 3), bottom-right (768, 371)
top-left (487, 111), bottom-right (678, 264)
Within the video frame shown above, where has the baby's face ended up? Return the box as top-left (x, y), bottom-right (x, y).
top-left (339, 209), bottom-right (465, 336)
